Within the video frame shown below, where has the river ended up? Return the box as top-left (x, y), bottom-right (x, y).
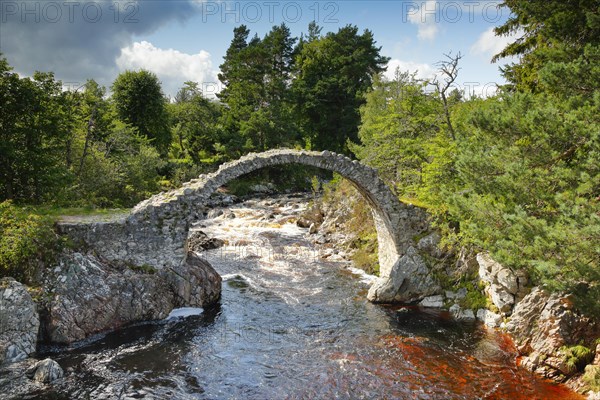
top-left (9, 194), bottom-right (582, 399)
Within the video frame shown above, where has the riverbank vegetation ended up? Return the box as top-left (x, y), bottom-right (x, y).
top-left (1, 1), bottom-right (599, 314)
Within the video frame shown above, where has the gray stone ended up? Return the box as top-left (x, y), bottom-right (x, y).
top-left (447, 288), bottom-right (467, 300)
top-left (187, 230), bottom-right (225, 252)
top-left (489, 283), bottom-right (515, 313)
top-left (296, 217), bottom-right (312, 228)
top-left (367, 247), bottom-right (440, 303)
top-left (0, 278), bottom-right (39, 365)
top-left (165, 252), bottom-right (221, 308)
top-left (417, 232), bottom-right (445, 258)
top-left (56, 149), bottom-right (438, 306)
top-left (248, 183), bottom-right (276, 194)
top-left (206, 209), bottom-right (224, 219)
top-left (477, 253), bottom-right (524, 314)
top-left (450, 304), bottom-right (476, 321)
top-left (419, 295), bottom-right (444, 308)
top-left (26, 358), bottom-right (63, 383)
top-left (506, 287), bottom-right (600, 380)
top-left (44, 251), bottom-right (221, 344)
top-left (476, 309), bottom-right (502, 327)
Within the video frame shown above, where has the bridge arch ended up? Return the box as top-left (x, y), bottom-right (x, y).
top-left (130, 149), bottom-right (415, 276)
top-left (59, 149), bottom-right (437, 303)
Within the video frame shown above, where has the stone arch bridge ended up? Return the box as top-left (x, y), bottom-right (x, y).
top-left (59, 149), bottom-right (439, 303)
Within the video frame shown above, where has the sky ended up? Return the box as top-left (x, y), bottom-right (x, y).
top-left (0, 0), bottom-right (521, 99)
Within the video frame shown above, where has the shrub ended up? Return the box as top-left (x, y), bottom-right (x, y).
top-left (583, 365), bottom-right (600, 392)
top-left (560, 345), bottom-right (594, 373)
top-left (0, 201), bottom-right (62, 284)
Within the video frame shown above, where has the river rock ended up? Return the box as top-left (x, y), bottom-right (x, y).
top-left (25, 358), bottom-right (63, 383)
top-left (43, 251), bottom-right (222, 344)
top-left (489, 283), bottom-right (515, 313)
top-left (206, 208), bottom-right (224, 219)
top-left (0, 278), bottom-right (40, 365)
top-left (446, 288), bottom-right (467, 301)
top-left (417, 232), bottom-right (445, 259)
top-left (44, 252), bottom-right (175, 343)
top-left (477, 253), bottom-right (527, 315)
top-left (187, 230), bottom-right (225, 252)
top-left (165, 252), bottom-right (222, 308)
top-left (419, 295), bottom-right (444, 308)
top-left (450, 304), bottom-right (476, 321)
top-left (368, 246), bottom-right (440, 303)
top-left (249, 183), bottom-right (275, 194)
top-left (505, 287), bottom-right (600, 380)
top-left (296, 217), bottom-right (312, 228)
top-left (476, 309), bottom-right (503, 327)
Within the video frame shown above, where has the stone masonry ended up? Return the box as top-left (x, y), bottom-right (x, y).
top-left (58, 149), bottom-right (433, 303)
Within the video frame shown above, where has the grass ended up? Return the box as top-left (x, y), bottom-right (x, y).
top-left (25, 205), bottom-right (129, 219)
top-left (560, 345), bottom-right (594, 373)
top-left (20, 206), bottom-right (131, 224)
top-left (583, 365), bottom-right (600, 392)
top-left (399, 196), bottom-right (428, 209)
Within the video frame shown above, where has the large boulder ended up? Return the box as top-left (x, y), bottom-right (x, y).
top-left (506, 288), bottom-right (600, 381)
top-left (367, 247), bottom-right (440, 303)
top-left (165, 251), bottom-right (222, 308)
top-left (0, 278), bottom-right (40, 364)
top-left (25, 358), bottom-right (63, 383)
top-left (43, 251), bottom-right (222, 344)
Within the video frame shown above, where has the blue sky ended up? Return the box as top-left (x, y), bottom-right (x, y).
top-left (0, 1), bottom-right (520, 98)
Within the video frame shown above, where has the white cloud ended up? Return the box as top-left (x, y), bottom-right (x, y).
top-left (116, 41), bottom-right (220, 98)
top-left (407, 0), bottom-right (440, 41)
top-left (471, 27), bottom-right (523, 59)
top-left (384, 59), bottom-right (437, 81)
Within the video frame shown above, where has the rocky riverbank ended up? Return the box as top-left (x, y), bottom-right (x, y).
top-left (1, 189), bottom-right (598, 397)
top-left (303, 185), bottom-right (600, 398)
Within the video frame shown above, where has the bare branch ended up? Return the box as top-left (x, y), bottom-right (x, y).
top-left (433, 52), bottom-right (463, 140)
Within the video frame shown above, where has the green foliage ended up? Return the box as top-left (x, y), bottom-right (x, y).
top-left (224, 165), bottom-right (324, 197)
top-left (350, 70), bottom-right (444, 197)
top-left (584, 365), bottom-right (600, 391)
top-left (0, 57), bottom-right (72, 203)
top-left (170, 81), bottom-right (223, 163)
top-left (458, 282), bottom-right (488, 310)
top-left (560, 345), bottom-right (594, 372)
top-left (111, 69), bottom-right (171, 155)
top-left (293, 24), bottom-right (389, 154)
top-left (63, 119), bottom-right (166, 208)
top-left (0, 201), bottom-right (62, 284)
top-left (446, 92), bottom-right (600, 311)
top-left (218, 24), bottom-right (300, 154)
top-left (351, 50), bottom-right (600, 315)
top-left (493, 0), bottom-right (600, 92)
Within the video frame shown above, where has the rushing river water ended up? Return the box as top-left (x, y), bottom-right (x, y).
top-left (5, 194), bottom-right (583, 399)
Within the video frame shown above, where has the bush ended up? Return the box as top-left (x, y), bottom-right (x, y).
top-left (560, 345), bottom-right (594, 373)
top-left (583, 365), bottom-right (600, 392)
top-left (0, 201), bottom-right (62, 284)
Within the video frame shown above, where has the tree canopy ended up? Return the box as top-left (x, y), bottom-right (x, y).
top-left (111, 69), bottom-right (171, 155)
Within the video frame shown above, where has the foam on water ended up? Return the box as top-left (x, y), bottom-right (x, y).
top-left (166, 307), bottom-right (204, 319)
